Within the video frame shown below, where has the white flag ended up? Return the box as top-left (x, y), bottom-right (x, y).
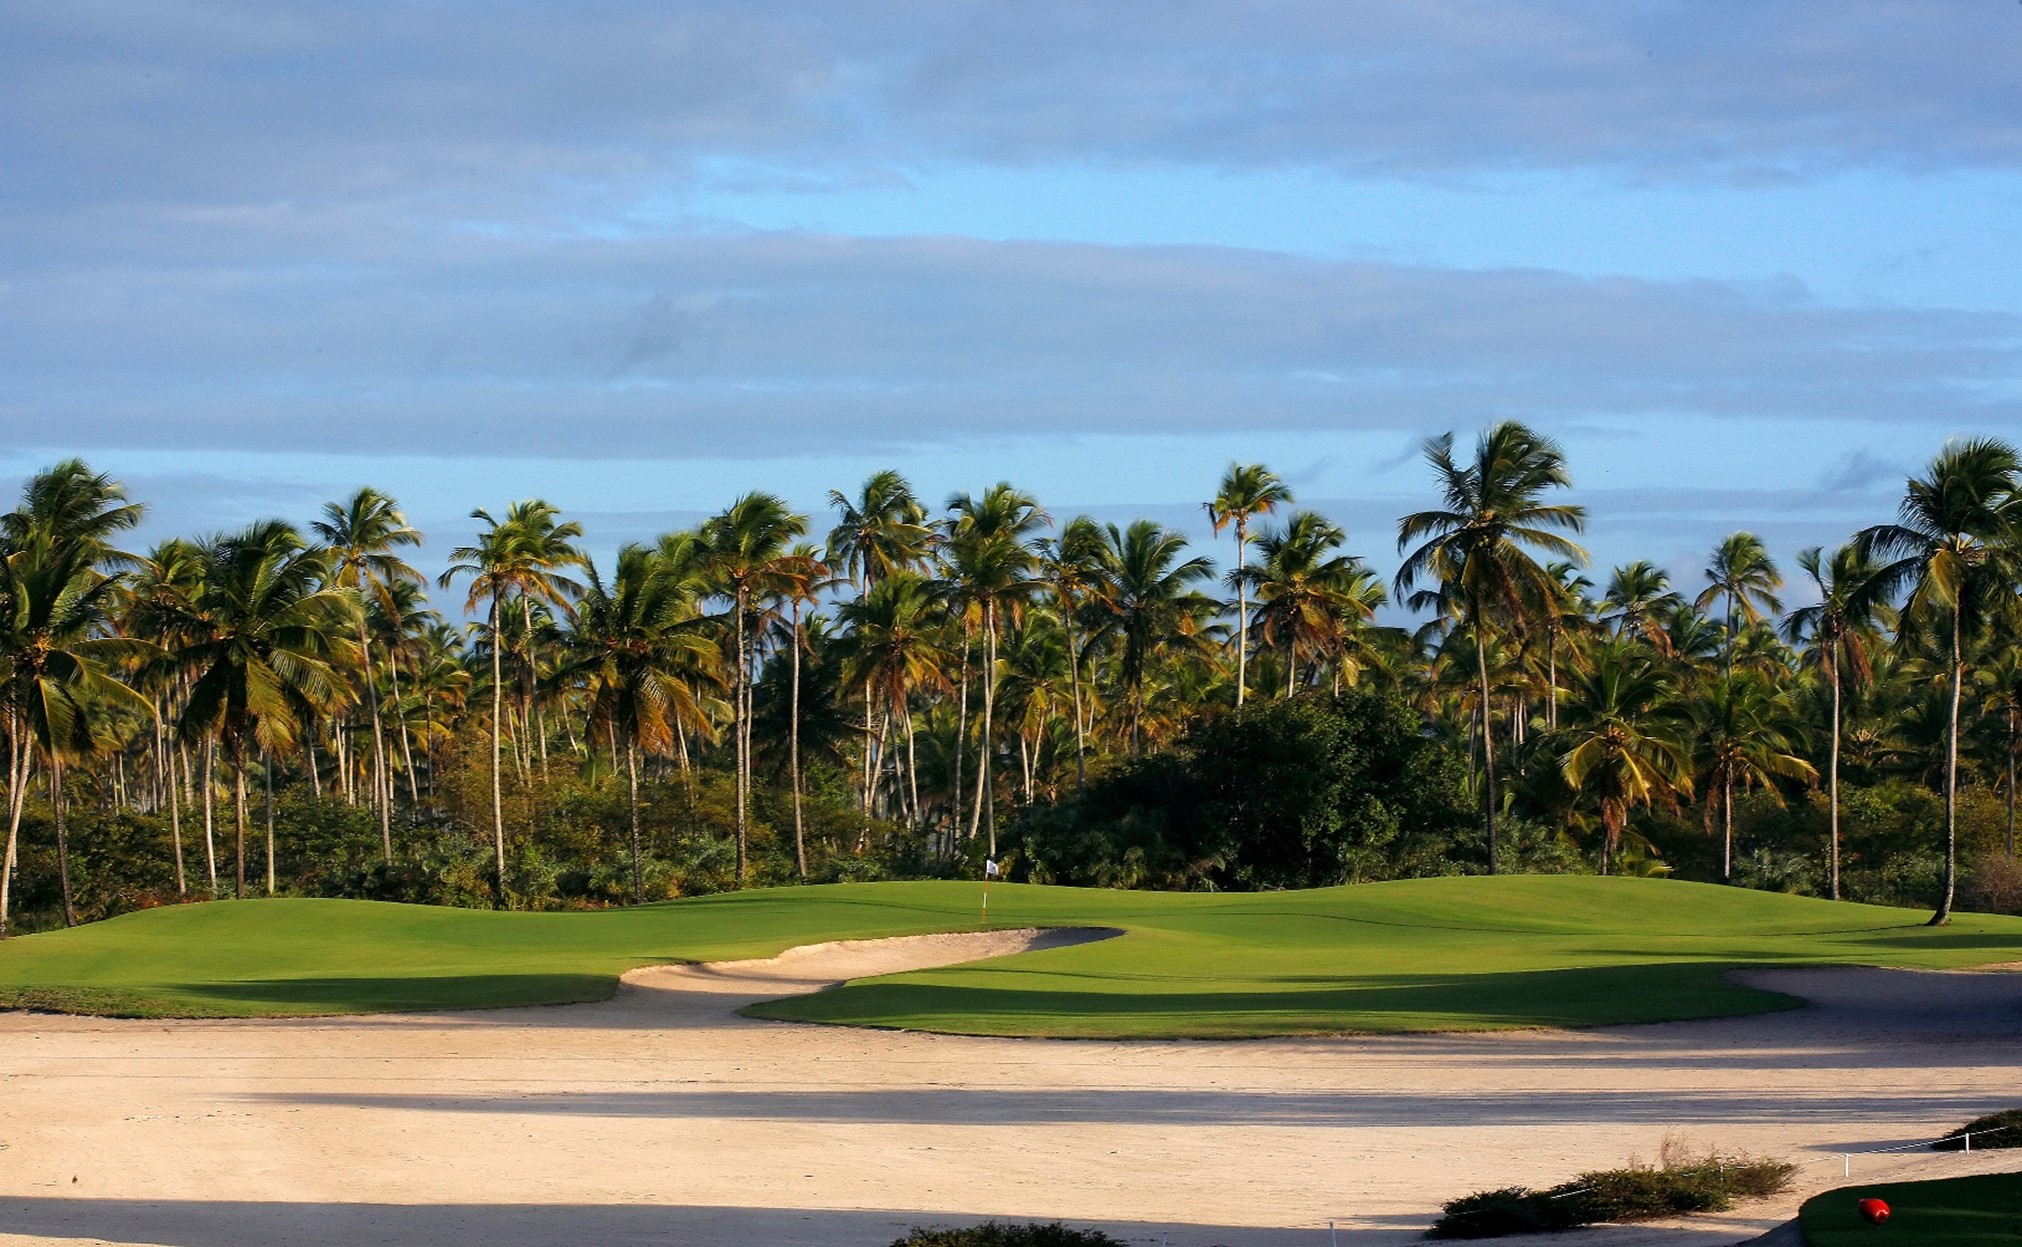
top-left (984, 858), bottom-right (1002, 879)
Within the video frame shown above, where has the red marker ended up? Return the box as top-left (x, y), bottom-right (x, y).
top-left (1856, 1197), bottom-right (1890, 1226)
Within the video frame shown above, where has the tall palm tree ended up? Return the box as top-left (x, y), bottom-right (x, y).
top-left (768, 542), bottom-right (830, 879)
top-left (1696, 532), bottom-right (1783, 674)
top-left (1035, 517), bottom-right (1107, 792)
top-left (560, 545), bottom-right (719, 903)
top-left (0, 531), bottom-right (155, 934)
top-left (1397, 422), bottom-right (1588, 872)
top-left (836, 572), bottom-right (952, 829)
top-left (1781, 542), bottom-right (1884, 899)
top-left (1085, 520), bottom-right (1217, 759)
top-left (440, 500), bottom-right (586, 901)
top-left (1855, 437), bottom-right (2022, 924)
top-left (1559, 640), bottom-right (1693, 875)
top-left (173, 521), bottom-right (355, 899)
top-left (827, 470), bottom-right (935, 588)
top-left (1695, 672), bottom-right (1816, 883)
top-left (701, 493), bottom-right (807, 884)
top-left (312, 487), bottom-right (422, 861)
top-left (1540, 562), bottom-right (1594, 729)
top-left (125, 537), bottom-right (209, 895)
top-left (942, 484), bottom-right (1048, 850)
top-left (1207, 463), bottom-right (1292, 708)
top-left (1241, 510), bottom-right (1384, 694)
top-left (1601, 562), bottom-right (1683, 654)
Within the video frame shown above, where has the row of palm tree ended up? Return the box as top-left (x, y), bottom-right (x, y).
top-left (1, 428), bottom-right (2018, 932)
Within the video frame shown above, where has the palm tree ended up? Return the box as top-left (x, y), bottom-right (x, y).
top-left (312, 488), bottom-right (422, 861)
top-left (767, 543), bottom-right (831, 879)
top-left (440, 500), bottom-right (587, 901)
top-left (942, 484), bottom-right (1048, 851)
top-left (1601, 562), bottom-right (1682, 653)
top-left (701, 493), bottom-right (807, 884)
top-left (1559, 641), bottom-right (1693, 875)
top-left (1781, 542), bottom-right (1884, 898)
top-left (826, 470), bottom-right (935, 588)
top-left (560, 545), bottom-right (719, 903)
top-left (1695, 672), bottom-right (1816, 883)
top-left (1855, 438), bottom-right (2022, 924)
top-left (1397, 422), bottom-right (1588, 872)
top-left (1085, 520), bottom-right (1218, 758)
top-left (1696, 532), bottom-right (1783, 674)
top-left (125, 537), bottom-right (210, 895)
top-left (1207, 463), bottom-right (1292, 708)
top-left (1980, 646), bottom-right (2022, 860)
top-left (1241, 511), bottom-right (1385, 694)
top-left (836, 572), bottom-right (952, 828)
top-left (1035, 516), bottom-right (1107, 792)
top-left (0, 529), bottom-right (156, 934)
top-left (173, 522), bottom-right (355, 898)
top-left (1540, 562), bottom-right (1594, 729)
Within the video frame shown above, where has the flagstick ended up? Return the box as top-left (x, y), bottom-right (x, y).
top-left (981, 878), bottom-right (990, 927)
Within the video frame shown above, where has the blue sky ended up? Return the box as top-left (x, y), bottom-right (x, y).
top-left (2, 2), bottom-right (2019, 599)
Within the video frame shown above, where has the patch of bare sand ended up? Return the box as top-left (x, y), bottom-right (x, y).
top-left (0, 937), bottom-right (2018, 1247)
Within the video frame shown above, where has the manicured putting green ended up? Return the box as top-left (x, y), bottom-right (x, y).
top-left (1800, 1172), bottom-right (2022, 1246)
top-left (2, 877), bottom-right (2019, 1036)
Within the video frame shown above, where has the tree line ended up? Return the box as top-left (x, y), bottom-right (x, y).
top-left (1, 423), bottom-right (2018, 934)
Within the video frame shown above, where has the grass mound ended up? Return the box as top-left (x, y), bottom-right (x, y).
top-left (1800, 1172), bottom-right (2022, 1245)
top-left (890, 1223), bottom-right (1123, 1246)
top-left (1427, 1153), bottom-right (1795, 1239)
top-left (2, 877), bottom-right (2020, 1036)
top-left (1933, 1108), bottom-right (2022, 1151)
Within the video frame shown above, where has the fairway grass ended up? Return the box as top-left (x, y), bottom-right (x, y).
top-left (2, 877), bottom-right (2020, 1037)
top-left (1800, 1172), bottom-right (2022, 1246)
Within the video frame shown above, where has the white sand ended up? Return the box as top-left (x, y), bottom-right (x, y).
top-left (1, 930), bottom-right (2019, 1247)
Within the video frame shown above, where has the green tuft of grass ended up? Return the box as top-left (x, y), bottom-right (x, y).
top-left (2, 877), bottom-right (2020, 1037)
top-left (890, 1223), bottom-right (1124, 1246)
top-left (1932, 1108), bottom-right (2022, 1151)
top-left (1800, 1172), bottom-right (2022, 1246)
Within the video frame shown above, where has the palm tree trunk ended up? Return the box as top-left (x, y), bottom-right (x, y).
top-left (627, 738), bottom-right (642, 905)
top-left (733, 590), bottom-right (749, 885)
top-left (167, 723), bottom-right (186, 897)
top-left (1829, 659), bottom-right (1843, 900)
top-left (264, 751), bottom-right (276, 896)
top-left (388, 655), bottom-right (420, 805)
top-left (953, 628), bottom-right (971, 829)
top-left (970, 603), bottom-right (997, 855)
top-left (357, 617), bottom-right (392, 863)
top-left (200, 738), bottom-right (218, 891)
top-left (1066, 614), bottom-right (1087, 793)
top-left (52, 756), bottom-right (75, 927)
top-left (1722, 774), bottom-right (1734, 885)
top-left (233, 759), bottom-right (247, 900)
top-left (2006, 707), bottom-right (2016, 858)
top-left (790, 602), bottom-right (806, 881)
top-left (904, 700), bottom-right (921, 827)
top-left (489, 595), bottom-right (507, 904)
top-left (1547, 625), bottom-right (1559, 730)
top-left (2, 717), bottom-right (28, 937)
top-left (1235, 521), bottom-right (1249, 708)
top-left (1474, 614), bottom-right (1498, 875)
top-left (1934, 607), bottom-right (1962, 925)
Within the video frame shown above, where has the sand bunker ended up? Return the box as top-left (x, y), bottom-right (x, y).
top-left (0, 937), bottom-right (2018, 1247)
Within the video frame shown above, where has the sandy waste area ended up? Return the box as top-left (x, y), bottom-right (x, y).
top-left (1, 927), bottom-right (2019, 1246)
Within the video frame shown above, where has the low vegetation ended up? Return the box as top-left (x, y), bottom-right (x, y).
top-left (890, 1224), bottom-right (1124, 1246)
top-left (1427, 1149), bottom-right (1795, 1239)
top-left (1932, 1108), bottom-right (2022, 1151)
top-left (1800, 1172), bottom-right (2022, 1246)
top-left (3, 878), bottom-right (2020, 1033)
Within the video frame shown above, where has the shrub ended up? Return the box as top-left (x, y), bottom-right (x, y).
top-left (1427, 1153), bottom-right (1796, 1239)
top-left (1932, 1108), bottom-right (2022, 1151)
top-left (890, 1223), bottom-right (1125, 1246)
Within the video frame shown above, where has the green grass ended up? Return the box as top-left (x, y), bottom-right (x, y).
top-left (1800, 1172), bottom-right (2022, 1245)
top-left (2, 877), bottom-right (2020, 1036)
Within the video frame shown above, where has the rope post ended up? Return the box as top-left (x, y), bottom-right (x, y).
top-left (1843, 1154), bottom-right (1851, 1178)
top-left (1330, 1219), bottom-right (1338, 1247)
top-left (1964, 1131), bottom-right (1971, 1153)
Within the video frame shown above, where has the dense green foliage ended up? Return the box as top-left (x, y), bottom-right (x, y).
top-left (8, 879), bottom-right (2018, 1033)
top-left (1800, 1173), bottom-right (2022, 1246)
top-left (1429, 1154), bottom-right (1795, 1238)
top-left (890, 1224), bottom-right (1123, 1247)
top-left (1933, 1108), bottom-right (2022, 1151)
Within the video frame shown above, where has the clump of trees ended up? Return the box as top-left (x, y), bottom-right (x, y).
top-left (2, 425), bottom-right (2019, 935)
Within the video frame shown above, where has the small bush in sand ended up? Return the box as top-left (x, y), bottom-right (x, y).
top-left (890, 1223), bottom-right (1125, 1246)
top-left (1932, 1108), bottom-right (2022, 1150)
top-left (1426, 1148), bottom-right (1796, 1239)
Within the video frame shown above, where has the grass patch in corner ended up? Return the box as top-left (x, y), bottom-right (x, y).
top-left (1427, 1151), bottom-right (1795, 1239)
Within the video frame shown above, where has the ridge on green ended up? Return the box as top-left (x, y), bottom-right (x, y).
top-left (1, 877), bottom-right (2019, 1036)
top-left (1800, 1172), bottom-right (2022, 1246)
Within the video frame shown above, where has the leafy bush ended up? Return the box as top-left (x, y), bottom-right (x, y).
top-left (890, 1223), bottom-right (1125, 1246)
top-left (1932, 1108), bottom-right (2022, 1151)
top-left (1427, 1153), bottom-right (1796, 1239)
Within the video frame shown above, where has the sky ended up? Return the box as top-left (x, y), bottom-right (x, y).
top-left (3, 1), bottom-right (2020, 601)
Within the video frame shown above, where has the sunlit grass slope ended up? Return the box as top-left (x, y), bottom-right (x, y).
top-left (1801, 1172), bottom-right (2022, 1246)
top-left (2, 877), bottom-right (2019, 1035)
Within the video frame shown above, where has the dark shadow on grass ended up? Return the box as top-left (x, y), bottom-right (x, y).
top-left (160, 972), bottom-right (620, 1015)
